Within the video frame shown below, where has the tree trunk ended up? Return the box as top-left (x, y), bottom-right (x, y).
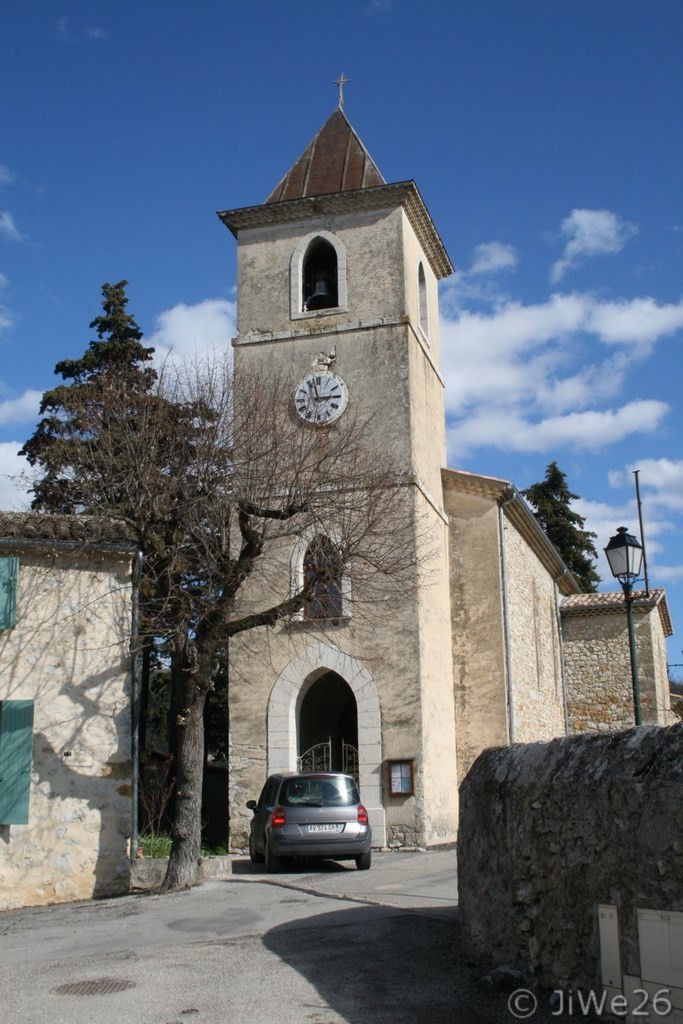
top-left (160, 660), bottom-right (208, 891)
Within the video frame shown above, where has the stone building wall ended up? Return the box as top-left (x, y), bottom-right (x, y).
top-left (503, 521), bottom-right (566, 744)
top-left (458, 725), bottom-right (683, 992)
top-left (0, 526), bottom-right (134, 910)
top-left (561, 593), bottom-right (675, 733)
top-left (445, 485), bottom-right (509, 786)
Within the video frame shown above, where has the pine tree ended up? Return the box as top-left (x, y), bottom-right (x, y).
top-left (522, 461), bottom-right (600, 592)
top-left (20, 280), bottom-right (156, 512)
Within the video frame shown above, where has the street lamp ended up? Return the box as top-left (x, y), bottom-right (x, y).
top-left (604, 527), bottom-right (644, 726)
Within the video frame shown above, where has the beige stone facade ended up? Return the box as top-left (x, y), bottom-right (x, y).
top-left (0, 515), bottom-right (135, 909)
top-left (561, 591), bottom-right (675, 732)
top-left (219, 108), bottom-right (675, 852)
top-left (444, 471), bottom-right (575, 785)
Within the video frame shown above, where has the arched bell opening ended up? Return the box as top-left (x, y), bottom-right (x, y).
top-left (303, 238), bottom-right (338, 311)
top-left (297, 671), bottom-right (359, 781)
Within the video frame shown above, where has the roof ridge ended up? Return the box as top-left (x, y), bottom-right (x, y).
top-left (264, 108), bottom-right (385, 204)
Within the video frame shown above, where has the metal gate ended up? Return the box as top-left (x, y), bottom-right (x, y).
top-left (297, 737), bottom-right (359, 784)
top-left (297, 738), bottom-right (331, 774)
top-left (342, 740), bottom-right (359, 784)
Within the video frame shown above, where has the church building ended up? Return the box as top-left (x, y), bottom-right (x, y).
top-left (218, 106), bottom-right (674, 852)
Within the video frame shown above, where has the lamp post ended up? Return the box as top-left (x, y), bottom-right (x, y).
top-left (604, 527), bottom-right (644, 726)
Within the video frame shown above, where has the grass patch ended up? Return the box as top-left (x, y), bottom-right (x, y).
top-left (138, 831), bottom-right (173, 858)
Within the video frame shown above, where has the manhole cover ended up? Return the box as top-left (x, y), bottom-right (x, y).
top-left (53, 977), bottom-right (136, 996)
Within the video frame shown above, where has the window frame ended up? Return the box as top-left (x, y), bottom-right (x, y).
top-left (417, 261), bottom-right (429, 343)
top-left (0, 699), bottom-right (35, 824)
top-left (290, 529), bottom-right (351, 623)
top-left (0, 556), bottom-right (19, 630)
top-left (387, 759), bottom-right (415, 797)
top-left (290, 230), bottom-right (348, 321)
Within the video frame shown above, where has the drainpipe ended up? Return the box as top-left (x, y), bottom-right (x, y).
top-left (130, 550), bottom-right (143, 859)
top-left (554, 572), bottom-right (570, 735)
top-left (499, 492), bottom-right (516, 744)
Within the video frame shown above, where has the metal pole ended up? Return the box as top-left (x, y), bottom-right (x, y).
top-left (623, 582), bottom-right (643, 725)
top-left (633, 470), bottom-right (650, 597)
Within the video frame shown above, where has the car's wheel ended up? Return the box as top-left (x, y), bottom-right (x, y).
top-left (265, 842), bottom-right (284, 874)
top-left (249, 833), bottom-right (264, 865)
top-left (355, 850), bottom-right (371, 871)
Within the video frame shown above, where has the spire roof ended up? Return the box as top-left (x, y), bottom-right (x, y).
top-left (265, 108), bottom-right (385, 204)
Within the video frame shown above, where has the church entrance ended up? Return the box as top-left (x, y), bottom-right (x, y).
top-left (297, 672), bottom-right (359, 782)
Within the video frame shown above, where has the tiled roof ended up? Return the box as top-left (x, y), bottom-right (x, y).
top-left (265, 109), bottom-right (385, 203)
top-left (0, 511), bottom-right (135, 550)
top-left (562, 589), bottom-right (673, 637)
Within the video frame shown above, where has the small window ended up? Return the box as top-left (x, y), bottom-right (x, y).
top-left (388, 759), bottom-right (414, 796)
top-left (418, 263), bottom-right (429, 339)
top-left (0, 557), bottom-right (18, 630)
top-left (303, 238), bottom-right (338, 311)
top-left (0, 699), bottom-right (34, 824)
top-left (303, 535), bottom-right (343, 620)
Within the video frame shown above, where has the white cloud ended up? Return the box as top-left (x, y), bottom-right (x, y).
top-left (586, 297), bottom-right (683, 346)
top-left (0, 212), bottom-right (23, 242)
top-left (551, 209), bottom-right (638, 282)
top-left (0, 390), bottom-right (43, 427)
top-left (610, 458), bottom-right (683, 513)
top-left (0, 443), bottom-right (31, 511)
top-left (146, 298), bottom-right (237, 369)
top-left (470, 241), bottom-right (518, 275)
top-left (0, 166), bottom-right (14, 188)
top-left (55, 17), bottom-right (106, 41)
top-left (447, 400), bottom-right (668, 458)
top-left (440, 293), bottom-right (683, 422)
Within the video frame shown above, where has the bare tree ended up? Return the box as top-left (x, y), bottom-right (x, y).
top-left (26, 349), bottom-right (424, 890)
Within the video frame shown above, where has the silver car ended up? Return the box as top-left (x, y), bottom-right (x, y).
top-left (246, 772), bottom-right (372, 872)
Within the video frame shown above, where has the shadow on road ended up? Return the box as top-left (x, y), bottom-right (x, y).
top-left (262, 903), bottom-right (587, 1024)
top-left (263, 903), bottom-right (498, 1024)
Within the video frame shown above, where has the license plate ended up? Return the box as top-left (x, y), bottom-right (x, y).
top-left (307, 823), bottom-right (338, 832)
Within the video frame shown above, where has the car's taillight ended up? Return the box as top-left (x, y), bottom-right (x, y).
top-left (271, 806), bottom-right (286, 827)
top-left (357, 805), bottom-right (368, 825)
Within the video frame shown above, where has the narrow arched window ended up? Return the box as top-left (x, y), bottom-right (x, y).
top-left (303, 238), bottom-right (338, 312)
top-left (303, 535), bottom-right (343, 620)
top-left (418, 262), bottom-right (429, 338)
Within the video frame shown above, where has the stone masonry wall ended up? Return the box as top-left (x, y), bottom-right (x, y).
top-left (503, 520), bottom-right (566, 743)
top-left (458, 726), bottom-right (683, 992)
top-left (0, 549), bottom-right (133, 910)
top-left (562, 607), bottom-right (675, 733)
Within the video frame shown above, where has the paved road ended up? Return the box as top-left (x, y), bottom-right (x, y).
top-left (0, 849), bottom-right (577, 1024)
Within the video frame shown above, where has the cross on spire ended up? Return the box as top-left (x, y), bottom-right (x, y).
top-left (333, 72), bottom-right (351, 110)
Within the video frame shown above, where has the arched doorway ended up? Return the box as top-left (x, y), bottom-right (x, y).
top-left (297, 672), bottom-right (358, 780)
top-left (266, 642), bottom-right (385, 845)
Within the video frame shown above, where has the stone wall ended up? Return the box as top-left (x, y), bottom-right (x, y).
top-left (503, 520), bottom-right (566, 744)
top-left (458, 725), bottom-right (683, 991)
top-left (561, 594), bottom-right (675, 733)
top-left (0, 537), bottom-right (134, 910)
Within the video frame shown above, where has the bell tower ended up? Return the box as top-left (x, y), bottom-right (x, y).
top-left (219, 106), bottom-right (459, 851)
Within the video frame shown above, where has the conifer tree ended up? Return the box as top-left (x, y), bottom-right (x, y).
top-left (522, 461), bottom-right (600, 592)
top-left (20, 280), bottom-right (156, 512)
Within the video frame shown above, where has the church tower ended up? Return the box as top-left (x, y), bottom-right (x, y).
top-left (219, 106), bottom-right (458, 850)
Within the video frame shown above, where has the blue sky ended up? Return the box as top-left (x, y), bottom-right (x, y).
top-left (2, 1), bottom-right (682, 659)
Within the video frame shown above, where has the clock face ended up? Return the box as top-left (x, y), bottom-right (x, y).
top-left (293, 372), bottom-right (349, 425)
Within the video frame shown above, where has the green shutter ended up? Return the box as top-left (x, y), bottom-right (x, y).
top-left (0, 699), bottom-right (34, 824)
top-left (0, 557), bottom-right (18, 630)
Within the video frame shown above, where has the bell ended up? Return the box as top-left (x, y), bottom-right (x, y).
top-left (307, 275), bottom-right (335, 310)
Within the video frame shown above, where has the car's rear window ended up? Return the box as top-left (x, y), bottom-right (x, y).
top-left (279, 776), bottom-right (360, 807)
